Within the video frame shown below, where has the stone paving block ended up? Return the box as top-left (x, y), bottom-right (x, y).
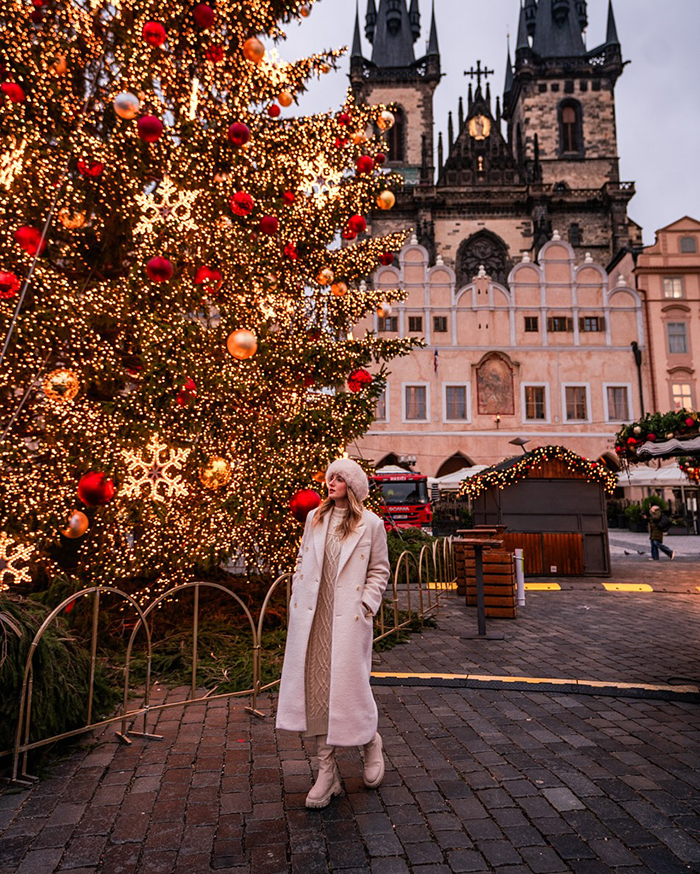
top-left (542, 787), bottom-right (586, 812)
top-left (59, 834), bottom-right (107, 869)
top-left (14, 847), bottom-right (64, 874)
top-left (370, 858), bottom-right (411, 874)
top-left (519, 845), bottom-right (571, 873)
top-left (290, 850), bottom-right (330, 874)
top-left (327, 839), bottom-right (367, 869)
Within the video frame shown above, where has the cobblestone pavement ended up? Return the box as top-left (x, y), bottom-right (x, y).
top-left (1, 559), bottom-right (700, 873)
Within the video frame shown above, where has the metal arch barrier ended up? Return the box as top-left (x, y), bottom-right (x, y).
top-left (4, 542), bottom-right (456, 784)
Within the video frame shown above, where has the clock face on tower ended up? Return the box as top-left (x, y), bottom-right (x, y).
top-left (469, 115), bottom-right (491, 140)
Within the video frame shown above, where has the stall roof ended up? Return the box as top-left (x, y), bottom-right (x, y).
top-left (429, 466), bottom-right (489, 492)
top-left (617, 464), bottom-right (687, 488)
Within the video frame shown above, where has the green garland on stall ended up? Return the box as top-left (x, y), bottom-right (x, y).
top-left (678, 457), bottom-right (700, 484)
top-left (614, 409), bottom-right (700, 462)
top-left (457, 445), bottom-right (617, 500)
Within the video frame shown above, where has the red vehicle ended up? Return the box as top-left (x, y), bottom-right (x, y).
top-left (371, 468), bottom-right (433, 533)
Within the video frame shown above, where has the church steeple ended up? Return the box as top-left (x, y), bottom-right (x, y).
top-left (370, 0), bottom-right (416, 67)
top-left (605, 0), bottom-right (619, 46)
top-left (365, 0), bottom-right (377, 43)
top-left (409, 0), bottom-right (421, 42)
top-left (516, 4), bottom-right (530, 53)
top-left (427, 1), bottom-right (439, 56)
top-left (352, 3), bottom-right (363, 58)
top-left (531, 0), bottom-right (586, 58)
top-left (504, 46), bottom-right (514, 97)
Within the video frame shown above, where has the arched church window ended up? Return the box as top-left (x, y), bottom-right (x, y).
top-left (456, 231), bottom-right (511, 287)
top-left (559, 100), bottom-right (583, 156)
top-left (386, 106), bottom-right (406, 163)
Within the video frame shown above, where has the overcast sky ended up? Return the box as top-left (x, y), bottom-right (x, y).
top-left (276, 0), bottom-right (700, 247)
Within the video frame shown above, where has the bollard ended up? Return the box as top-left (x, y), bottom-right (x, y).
top-left (515, 549), bottom-right (525, 607)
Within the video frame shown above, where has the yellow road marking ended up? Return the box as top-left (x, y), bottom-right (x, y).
top-left (603, 583), bottom-right (653, 592)
top-left (525, 582), bottom-right (561, 591)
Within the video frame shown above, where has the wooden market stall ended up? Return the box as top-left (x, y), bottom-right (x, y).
top-left (459, 446), bottom-right (616, 576)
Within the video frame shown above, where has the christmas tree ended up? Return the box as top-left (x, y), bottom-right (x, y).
top-left (0, 0), bottom-right (413, 599)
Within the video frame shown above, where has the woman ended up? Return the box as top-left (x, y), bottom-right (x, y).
top-left (276, 458), bottom-right (390, 809)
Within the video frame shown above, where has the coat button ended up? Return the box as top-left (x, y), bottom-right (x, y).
top-left (356, 585), bottom-right (360, 591)
top-left (355, 615), bottom-right (359, 621)
top-left (360, 554), bottom-right (365, 560)
top-left (293, 602), bottom-right (297, 608)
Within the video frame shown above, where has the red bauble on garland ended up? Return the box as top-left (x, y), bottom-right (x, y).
top-left (284, 241), bottom-right (298, 260)
top-left (290, 489), bottom-right (321, 523)
top-left (142, 21), bottom-right (167, 47)
top-left (206, 44), bottom-right (225, 62)
top-left (337, 112), bottom-right (351, 127)
top-left (193, 3), bottom-right (215, 28)
top-left (77, 159), bottom-right (104, 178)
top-left (347, 368), bottom-right (373, 393)
top-left (356, 155), bottom-right (374, 174)
top-left (342, 229), bottom-right (356, 241)
top-left (0, 271), bottom-right (21, 299)
top-left (176, 377), bottom-right (197, 406)
top-left (14, 226), bottom-right (45, 255)
top-left (267, 104), bottom-right (281, 118)
top-left (228, 122), bottom-right (250, 146)
top-left (230, 191), bottom-right (254, 216)
top-left (137, 115), bottom-right (163, 142)
top-left (375, 152), bottom-right (387, 165)
top-left (193, 265), bottom-right (223, 291)
top-left (1, 82), bottom-right (26, 103)
top-left (378, 252), bottom-right (394, 266)
top-left (259, 215), bottom-right (278, 235)
top-left (348, 215), bottom-right (366, 234)
top-left (145, 256), bottom-right (173, 282)
top-left (78, 472), bottom-right (116, 507)
top-left (282, 191), bottom-right (295, 206)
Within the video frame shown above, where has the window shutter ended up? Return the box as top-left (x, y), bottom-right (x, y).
top-left (578, 316), bottom-right (584, 331)
top-left (567, 317), bottom-right (574, 332)
top-left (547, 317), bottom-right (553, 332)
top-left (599, 316), bottom-right (606, 332)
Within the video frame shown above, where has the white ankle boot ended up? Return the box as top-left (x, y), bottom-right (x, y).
top-left (362, 732), bottom-right (385, 789)
top-left (305, 737), bottom-right (342, 809)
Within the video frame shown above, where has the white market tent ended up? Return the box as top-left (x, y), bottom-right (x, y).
top-left (429, 466), bottom-right (489, 494)
top-left (616, 463), bottom-right (688, 488)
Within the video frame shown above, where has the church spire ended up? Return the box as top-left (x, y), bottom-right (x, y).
top-left (504, 46), bottom-right (514, 96)
top-left (409, 0), bottom-right (421, 43)
top-left (352, 3), bottom-right (363, 58)
top-left (532, 0), bottom-right (586, 58)
top-left (365, 0), bottom-right (377, 44)
top-left (370, 0), bottom-right (416, 67)
top-left (426, 1), bottom-right (439, 56)
top-left (516, 3), bottom-right (530, 52)
top-left (605, 0), bottom-right (619, 46)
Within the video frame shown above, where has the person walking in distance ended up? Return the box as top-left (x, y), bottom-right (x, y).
top-left (276, 459), bottom-right (390, 809)
top-left (646, 505), bottom-right (675, 561)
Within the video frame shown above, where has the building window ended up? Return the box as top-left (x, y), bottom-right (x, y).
top-left (680, 236), bottom-right (697, 253)
top-left (565, 386), bottom-right (588, 421)
top-left (667, 322), bottom-right (688, 354)
top-left (386, 106), bottom-right (405, 163)
top-left (580, 316), bottom-right (605, 332)
top-left (547, 316), bottom-right (573, 332)
top-left (378, 316), bottom-right (398, 332)
top-left (524, 316), bottom-right (539, 333)
top-left (569, 223), bottom-right (582, 247)
top-left (433, 316), bottom-right (448, 333)
top-left (445, 385), bottom-right (468, 421)
top-left (663, 277), bottom-right (684, 299)
top-left (559, 100), bottom-right (582, 155)
top-left (408, 316), bottom-right (423, 333)
top-left (405, 385), bottom-right (427, 421)
top-left (672, 383), bottom-right (693, 411)
top-left (524, 386), bottom-right (546, 421)
top-left (375, 389), bottom-right (387, 422)
top-left (606, 386), bottom-right (630, 421)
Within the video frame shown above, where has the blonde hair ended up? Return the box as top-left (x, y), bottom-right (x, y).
top-left (312, 488), bottom-right (364, 538)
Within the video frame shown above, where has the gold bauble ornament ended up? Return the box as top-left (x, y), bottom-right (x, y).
top-left (113, 91), bottom-right (141, 119)
top-left (278, 91), bottom-right (294, 108)
top-left (330, 281), bottom-right (348, 297)
top-left (43, 368), bottom-right (80, 402)
top-left (376, 190), bottom-right (396, 211)
top-left (58, 208), bottom-right (86, 229)
top-left (62, 511), bottom-right (89, 539)
top-left (299, 3), bottom-right (311, 17)
top-left (213, 171), bottom-right (229, 183)
top-left (226, 329), bottom-right (258, 360)
top-left (316, 267), bottom-right (334, 286)
top-left (264, 273), bottom-right (278, 290)
top-left (351, 131), bottom-right (368, 145)
top-left (199, 456), bottom-right (232, 489)
top-left (377, 110), bottom-right (395, 131)
top-left (242, 36), bottom-right (265, 63)
top-left (377, 303), bottom-right (393, 318)
top-left (50, 54), bottom-right (68, 76)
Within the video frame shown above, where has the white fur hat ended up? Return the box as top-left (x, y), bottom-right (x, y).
top-left (325, 458), bottom-right (369, 502)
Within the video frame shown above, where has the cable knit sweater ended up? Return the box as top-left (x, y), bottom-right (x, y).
top-left (304, 506), bottom-right (347, 737)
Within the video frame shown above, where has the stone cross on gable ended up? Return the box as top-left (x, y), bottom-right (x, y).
top-left (464, 60), bottom-right (495, 90)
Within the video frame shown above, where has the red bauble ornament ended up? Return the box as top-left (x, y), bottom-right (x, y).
top-left (626, 437), bottom-right (637, 446)
top-left (137, 115), bottom-right (163, 143)
top-left (1, 82), bottom-right (26, 103)
top-left (77, 159), bottom-right (104, 178)
top-left (78, 472), bottom-right (116, 507)
top-left (14, 226), bottom-right (45, 255)
top-left (290, 489), bottom-right (321, 523)
top-left (228, 122), bottom-right (250, 146)
top-left (334, 137), bottom-right (348, 148)
top-left (356, 155), bottom-right (374, 174)
top-left (143, 21), bottom-right (167, 47)
top-left (176, 377), bottom-right (197, 406)
top-left (230, 191), bottom-right (254, 216)
top-left (193, 2), bottom-right (215, 28)
top-left (145, 256), bottom-right (173, 282)
top-left (259, 215), bottom-right (278, 235)
top-left (0, 271), bottom-right (21, 299)
top-left (342, 229), bottom-right (357, 241)
top-left (647, 433), bottom-right (656, 442)
top-left (206, 44), bottom-right (225, 62)
top-left (378, 252), bottom-right (394, 266)
top-left (348, 215), bottom-right (366, 234)
top-left (337, 112), bottom-right (351, 127)
top-left (267, 104), bottom-right (281, 118)
top-left (284, 241), bottom-right (298, 260)
top-left (193, 265), bottom-right (223, 291)
top-left (375, 152), bottom-right (387, 165)
top-left (282, 191), bottom-right (295, 206)
top-left (686, 417), bottom-right (695, 428)
top-left (347, 368), bottom-right (373, 393)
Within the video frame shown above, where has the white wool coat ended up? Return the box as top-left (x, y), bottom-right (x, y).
top-left (275, 506), bottom-right (390, 747)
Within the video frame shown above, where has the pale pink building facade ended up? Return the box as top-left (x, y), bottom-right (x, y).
top-left (353, 235), bottom-right (648, 476)
top-left (635, 217), bottom-right (700, 415)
